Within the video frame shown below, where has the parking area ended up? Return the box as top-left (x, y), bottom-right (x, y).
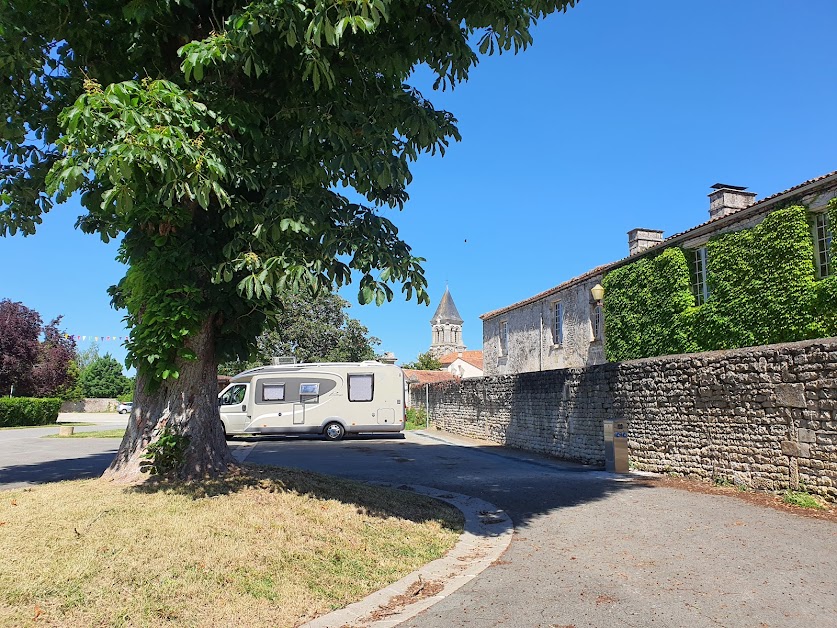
top-left (1, 425), bottom-right (835, 627)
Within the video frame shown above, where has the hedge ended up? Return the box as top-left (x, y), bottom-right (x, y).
top-left (0, 398), bottom-right (62, 427)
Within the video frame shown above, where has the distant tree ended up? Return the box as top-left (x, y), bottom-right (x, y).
top-left (0, 300), bottom-right (77, 397)
top-left (78, 355), bottom-right (132, 399)
top-left (0, 299), bottom-right (41, 396)
top-left (75, 342), bottom-right (101, 371)
top-left (219, 291), bottom-right (380, 375)
top-left (30, 316), bottom-right (77, 397)
top-left (401, 352), bottom-right (443, 371)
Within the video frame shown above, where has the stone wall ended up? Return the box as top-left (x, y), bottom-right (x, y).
top-left (412, 338), bottom-right (837, 500)
top-left (60, 398), bottom-right (120, 413)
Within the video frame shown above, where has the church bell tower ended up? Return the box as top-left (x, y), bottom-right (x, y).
top-left (429, 287), bottom-right (466, 358)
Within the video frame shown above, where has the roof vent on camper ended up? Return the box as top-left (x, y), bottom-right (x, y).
top-left (708, 183), bottom-right (757, 220)
top-left (628, 228), bottom-right (664, 256)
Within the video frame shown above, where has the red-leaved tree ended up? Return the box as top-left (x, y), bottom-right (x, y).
top-left (0, 299), bottom-right (76, 397)
top-left (31, 316), bottom-right (77, 397)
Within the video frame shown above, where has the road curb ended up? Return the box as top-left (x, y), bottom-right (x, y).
top-left (302, 484), bottom-right (514, 628)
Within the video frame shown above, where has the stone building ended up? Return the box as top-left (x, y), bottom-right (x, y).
top-left (429, 286), bottom-right (466, 358)
top-left (482, 170), bottom-right (837, 376)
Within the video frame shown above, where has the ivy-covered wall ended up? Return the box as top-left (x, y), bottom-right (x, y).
top-left (603, 202), bottom-right (837, 361)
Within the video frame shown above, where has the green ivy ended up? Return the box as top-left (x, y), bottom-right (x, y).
top-left (604, 204), bottom-right (831, 361)
top-left (602, 247), bottom-right (695, 361)
top-left (140, 424), bottom-right (191, 475)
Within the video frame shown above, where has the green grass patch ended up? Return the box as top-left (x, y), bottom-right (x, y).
top-left (781, 489), bottom-right (826, 510)
top-left (0, 422), bottom-right (96, 431)
top-left (0, 465), bottom-right (463, 627)
top-left (45, 428), bottom-right (127, 439)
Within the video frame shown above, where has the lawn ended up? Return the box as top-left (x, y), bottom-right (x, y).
top-left (0, 466), bottom-right (463, 627)
top-left (45, 428), bottom-right (127, 439)
top-left (0, 423), bottom-right (96, 431)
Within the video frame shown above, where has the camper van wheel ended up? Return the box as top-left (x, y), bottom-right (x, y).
top-left (220, 422), bottom-right (232, 441)
top-left (323, 422), bottom-right (345, 441)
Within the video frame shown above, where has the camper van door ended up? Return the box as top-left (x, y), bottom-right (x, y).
top-left (219, 383), bottom-right (249, 432)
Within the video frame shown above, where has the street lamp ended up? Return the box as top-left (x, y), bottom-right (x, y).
top-left (590, 283), bottom-right (605, 303)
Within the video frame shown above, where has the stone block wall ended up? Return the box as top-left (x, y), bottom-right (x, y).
top-left (60, 398), bottom-right (120, 413)
top-left (411, 338), bottom-right (837, 500)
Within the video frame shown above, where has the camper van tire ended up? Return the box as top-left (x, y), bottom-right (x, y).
top-left (323, 422), bottom-right (345, 441)
top-left (220, 422), bottom-right (231, 441)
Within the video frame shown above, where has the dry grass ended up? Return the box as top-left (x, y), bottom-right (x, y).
top-left (0, 465), bottom-right (463, 627)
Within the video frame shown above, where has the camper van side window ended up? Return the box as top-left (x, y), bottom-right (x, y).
top-left (348, 374), bottom-right (374, 402)
top-left (262, 383), bottom-right (285, 402)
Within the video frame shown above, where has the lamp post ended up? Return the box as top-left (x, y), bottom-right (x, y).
top-left (590, 283), bottom-right (605, 342)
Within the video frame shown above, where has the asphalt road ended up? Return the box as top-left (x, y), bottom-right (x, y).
top-left (1, 424), bottom-right (834, 627)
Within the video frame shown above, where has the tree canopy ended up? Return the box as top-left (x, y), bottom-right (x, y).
top-left (219, 291), bottom-right (380, 373)
top-left (1, 0), bottom-right (578, 479)
top-left (77, 354), bottom-right (133, 399)
top-left (401, 351), bottom-right (443, 371)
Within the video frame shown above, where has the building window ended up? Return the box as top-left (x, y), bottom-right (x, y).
top-left (813, 212), bottom-right (832, 278)
top-left (553, 302), bottom-right (563, 345)
top-left (499, 320), bottom-right (508, 356)
top-left (693, 246), bottom-right (709, 305)
top-left (591, 304), bottom-right (603, 341)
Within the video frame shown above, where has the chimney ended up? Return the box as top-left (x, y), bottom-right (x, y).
top-left (628, 228), bottom-right (664, 256)
top-left (708, 183), bottom-right (756, 220)
top-left (380, 352), bottom-right (397, 365)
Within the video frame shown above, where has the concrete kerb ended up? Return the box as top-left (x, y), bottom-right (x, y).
top-left (302, 484), bottom-right (514, 628)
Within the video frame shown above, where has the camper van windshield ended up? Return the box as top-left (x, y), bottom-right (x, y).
top-left (220, 385), bottom-right (246, 406)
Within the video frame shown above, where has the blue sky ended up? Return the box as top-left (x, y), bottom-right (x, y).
top-left (2, 0), bottom-right (836, 370)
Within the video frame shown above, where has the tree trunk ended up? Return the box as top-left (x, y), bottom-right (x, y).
top-left (102, 317), bottom-right (236, 483)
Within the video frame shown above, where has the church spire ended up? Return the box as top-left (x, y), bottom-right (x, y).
top-left (431, 286), bottom-right (463, 325)
top-left (429, 287), bottom-right (466, 358)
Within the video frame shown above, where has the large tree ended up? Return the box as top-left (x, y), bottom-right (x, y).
top-left (1, 0), bottom-right (577, 481)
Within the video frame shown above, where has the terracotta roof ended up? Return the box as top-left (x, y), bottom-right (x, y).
top-left (402, 369), bottom-right (457, 385)
top-left (437, 350), bottom-right (484, 370)
top-left (481, 170), bottom-right (837, 321)
top-left (431, 287), bottom-right (463, 324)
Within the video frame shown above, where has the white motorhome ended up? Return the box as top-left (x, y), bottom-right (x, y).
top-left (218, 361), bottom-right (406, 440)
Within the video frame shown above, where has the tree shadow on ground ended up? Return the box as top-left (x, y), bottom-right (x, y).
top-left (0, 451), bottom-right (118, 489)
top-left (129, 463), bottom-right (465, 531)
top-left (0, 432), bottom-right (647, 535)
top-left (240, 435), bottom-right (648, 533)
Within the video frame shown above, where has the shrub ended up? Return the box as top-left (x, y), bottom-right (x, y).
top-left (405, 407), bottom-right (427, 430)
top-left (0, 398), bottom-right (62, 427)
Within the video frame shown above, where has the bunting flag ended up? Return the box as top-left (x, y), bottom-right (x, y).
top-left (61, 334), bottom-right (130, 341)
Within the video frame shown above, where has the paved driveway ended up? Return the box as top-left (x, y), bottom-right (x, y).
top-left (245, 431), bottom-right (837, 628)
top-left (1, 426), bottom-right (834, 627)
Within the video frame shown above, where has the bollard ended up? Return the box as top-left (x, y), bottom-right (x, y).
top-left (603, 419), bottom-right (629, 473)
top-left (58, 425), bottom-right (74, 437)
